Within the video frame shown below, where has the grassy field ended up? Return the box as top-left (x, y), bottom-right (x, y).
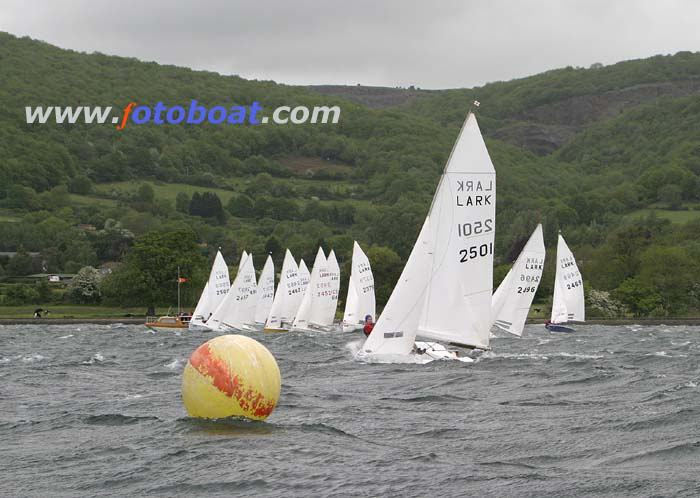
top-left (625, 208), bottom-right (700, 224)
top-left (0, 305), bottom-right (171, 319)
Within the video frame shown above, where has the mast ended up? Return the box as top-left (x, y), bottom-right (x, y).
top-left (177, 265), bottom-right (181, 315)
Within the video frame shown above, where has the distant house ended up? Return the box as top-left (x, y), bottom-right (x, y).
top-left (27, 273), bottom-right (76, 283)
top-left (99, 261), bottom-right (121, 275)
top-left (76, 224), bottom-right (97, 232)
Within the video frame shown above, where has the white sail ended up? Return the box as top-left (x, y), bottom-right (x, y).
top-left (416, 113), bottom-right (496, 350)
top-left (265, 250), bottom-right (303, 330)
top-left (343, 242), bottom-right (376, 331)
top-left (317, 249), bottom-right (340, 326)
top-left (208, 253), bottom-right (257, 331)
top-left (254, 255), bottom-right (275, 324)
top-left (551, 233), bottom-right (585, 323)
top-left (360, 218), bottom-right (433, 356)
top-left (189, 251), bottom-right (230, 329)
top-left (292, 247), bottom-right (327, 330)
top-left (238, 251), bottom-right (248, 273)
top-left (492, 224), bottom-right (546, 336)
top-left (298, 259), bottom-right (310, 295)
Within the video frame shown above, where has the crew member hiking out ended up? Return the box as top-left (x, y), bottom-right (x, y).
top-left (363, 315), bottom-right (374, 336)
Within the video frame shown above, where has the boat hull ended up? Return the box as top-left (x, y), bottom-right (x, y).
top-left (545, 324), bottom-right (576, 333)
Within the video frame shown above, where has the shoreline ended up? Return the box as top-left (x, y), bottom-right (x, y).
top-left (1, 318), bottom-right (700, 326)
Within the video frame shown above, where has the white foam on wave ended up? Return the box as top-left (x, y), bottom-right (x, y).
top-left (478, 351), bottom-right (604, 361)
top-left (22, 354), bottom-right (46, 363)
top-left (344, 340), bottom-right (362, 357)
top-left (58, 334), bottom-right (73, 339)
top-left (82, 352), bottom-right (105, 364)
top-left (164, 358), bottom-right (184, 370)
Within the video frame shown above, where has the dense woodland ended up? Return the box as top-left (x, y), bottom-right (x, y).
top-left (1, 32), bottom-right (699, 316)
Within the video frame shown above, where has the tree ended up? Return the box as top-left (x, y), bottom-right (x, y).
top-left (100, 230), bottom-right (207, 310)
top-left (6, 249), bottom-right (36, 276)
top-left (612, 277), bottom-right (663, 317)
top-left (637, 246), bottom-right (697, 314)
top-left (658, 184), bottom-right (683, 209)
top-left (68, 175), bottom-right (93, 194)
top-left (226, 195), bottom-right (255, 217)
top-left (189, 191), bottom-right (225, 224)
top-left (68, 266), bottom-right (102, 304)
top-left (175, 192), bottom-right (190, 213)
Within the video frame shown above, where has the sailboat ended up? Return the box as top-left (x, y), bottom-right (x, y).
top-left (189, 250), bottom-right (230, 331)
top-left (254, 255), bottom-right (275, 326)
top-left (292, 247), bottom-right (328, 331)
top-left (298, 259), bottom-right (310, 295)
top-left (357, 111), bottom-right (495, 363)
top-left (491, 224), bottom-right (546, 337)
top-left (207, 252), bottom-right (258, 332)
top-left (264, 249), bottom-right (303, 332)
top-left (342, 242), bottom-right (376, 332)
top-left (547, 232), bottom-right (584, 333)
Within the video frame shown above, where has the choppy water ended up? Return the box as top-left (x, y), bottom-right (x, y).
top-left (1, 323), bottom-right (699, 497)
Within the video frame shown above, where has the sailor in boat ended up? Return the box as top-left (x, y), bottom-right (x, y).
top-left (363, 315), bottom-right (374, 336)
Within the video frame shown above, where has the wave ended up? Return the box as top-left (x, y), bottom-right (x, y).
top-left (82, 352), bottom-right (105, 364)
top-left (83, 413), bottom-right (159, 426)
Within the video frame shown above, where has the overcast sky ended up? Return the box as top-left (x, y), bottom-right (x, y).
top-left (2, 0), bottom-right (700, 89)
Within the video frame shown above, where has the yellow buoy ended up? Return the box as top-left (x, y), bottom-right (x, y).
top-left (181, 335), bottom-right (281, 420)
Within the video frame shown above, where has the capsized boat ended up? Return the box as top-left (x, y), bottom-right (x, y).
top-left (189, 250), bottom-right (230, 331)
top-left (357, 111), bottom-right (495, 363)
top-left (342, 241), bottom-right (376, 332)
top-left (547, 232), bottom-right (584, 333)
top-left (207, 252), bottom-right (258, 332)
top-left (254, 255), bottom-right (275, 325)
top-left (491, 224), bottom-right (546, 337)
top-left (264, 249), bottom-right (303, 332)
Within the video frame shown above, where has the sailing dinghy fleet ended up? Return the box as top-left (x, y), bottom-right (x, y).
top-left (182, 110), bottom-right (584, 363)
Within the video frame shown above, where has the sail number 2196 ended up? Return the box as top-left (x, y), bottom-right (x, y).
top-left (459, 242), bottom-right (493, 263)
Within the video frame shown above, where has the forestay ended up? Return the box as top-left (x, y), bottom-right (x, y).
top-left (492, 224), bottom-right (546, 336)
top-left (551, 233), bottom-right (585, 324)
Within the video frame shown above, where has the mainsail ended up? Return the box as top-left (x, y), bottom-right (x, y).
top-left (551, 233), bottom-right (585, 324)
top-left (492, 224), bottom-right (546, 336)
top-left (189, 250), bottom-right (230, 330)
top-left (265, 250), bottom-right (303, 330)
top-left (360, 112), bottom-right (496, 356)
top-left (298, 259), bottom-right (310, 296)
top-left (254, 255), bottom-right (275, 324)
top-left (318, 249), bottom-right (340, 326)
top-left (208, 253), bottom-right (257, 331)
top-left (343, 242), bottom-right (376, 331)
top-left (292, 247), bottom-right (327, 330)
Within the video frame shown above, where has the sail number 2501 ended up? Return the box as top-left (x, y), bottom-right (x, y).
top-left (459, 242), bottom-right (493, 263)
top-left (457, 219), bottom-right (493, 237)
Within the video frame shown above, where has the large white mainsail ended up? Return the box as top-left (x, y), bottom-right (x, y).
top-left (292, 247), bottom-right (327, 330)
top-left (265, 249), bottom-right (303, 331)
top-left (416, 112), bottom-right (496, 350)
top-left (492, 224), bottom-right (546, 336)
top-left (208, 253), bottom-right (257, 331)
top-left (298, 259), bottom-right (310, 295)
top-left (254, 255), bottom-right (275, 324)
top-left (189, 250), bottom-right (230, 330)
top-left (359, 112), bottom-right (496, 357)
top-left (551, 233), bottom-right (585, 323)
top-left (343, 242), bottom-right (376, 331)
top-left (318, 249), bottom-right (340, 326)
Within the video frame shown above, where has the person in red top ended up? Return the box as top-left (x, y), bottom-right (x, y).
top-left (363, 315), bottom-right (374, 336)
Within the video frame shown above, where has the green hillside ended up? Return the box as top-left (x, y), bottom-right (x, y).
top-left (1, 32), bottom-right (698, 316)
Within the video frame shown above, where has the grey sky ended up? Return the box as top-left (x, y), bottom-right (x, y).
top-left (2, 0), bottom-right (700, 89)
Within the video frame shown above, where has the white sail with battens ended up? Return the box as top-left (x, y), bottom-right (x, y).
top-left (254, 255), bottom-right (275, 324)
top-left (208, 253), bottom-right (257, 331)
top-left (492, 224), bottom-right (546, 336)
top-left (189, 251), bottom-right (230, 330)
top-left (292, 247), bottom-right (327, 330)
top-left (551, 233), bottom-right (585, 324)
top-left (343, 241), bottom-right (375, 331)
top-left (265, 250), bottom-right (303, 330)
